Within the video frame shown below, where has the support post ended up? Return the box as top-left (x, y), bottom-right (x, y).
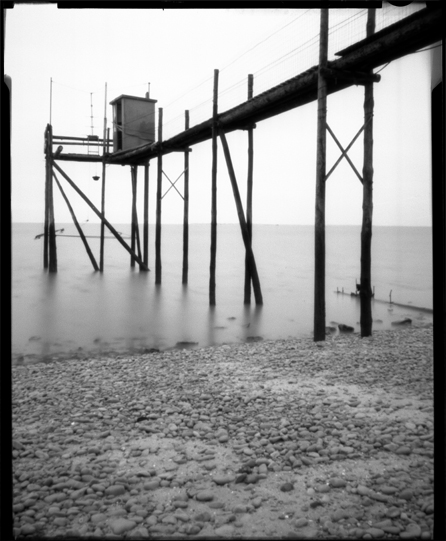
top-left (131, 166), bottom-right (143, 269)
top-left (219, 130), bottom-right (263, 305)
top-left (43, 125), bottom-right (50, 269)
top-left (100, 83), bottom-right (107, 272)
top-left (244, 74), bottom-right (254, 304)
top-left (360, 8), bottom-right (376, 337)
top-left (155, 108), bottom-right (163, 284)
top-left (46, 124), bottom-right (57, 273)
top-left (209, 69), bottom-right (219, 305)
top-left (52, 161), bottom-right (149, 270)
top-left (143, 162), bottom-right (149, 268)
top-left (99, 160), bottom-right (106, 272)
top-left (130, 166), bottom-right (137, 268)
top-left (314, 8), bottom-right (329, 341)
top-left (182, 110), bottom-right (190, 285)
top-left (53, 171), bottom-right (99, 271)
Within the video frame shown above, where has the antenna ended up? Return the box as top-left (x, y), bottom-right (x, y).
top-left (90, 93), bottom-right (94, 136)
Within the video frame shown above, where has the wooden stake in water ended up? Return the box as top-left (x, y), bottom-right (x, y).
top-left (155, 108), bottom-right (163, 284)
top-left (360, 8), bottom-right (376, 338)
top-left (182, 110), bottom-right (190, 285)
top-left (209, 69), bottom-right (219, 306)
top-left (314, 8), bottom-right (329, 341)
top-left (244, 74), bottom-right (254, 305)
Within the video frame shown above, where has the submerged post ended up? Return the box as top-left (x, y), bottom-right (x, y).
top-left (209, 69), bottom-right (219, 305)
top-left (100, 83), bottom-right (107, 272)
top-left (45, 124), bottom-right (57, 273)
top-left (314, 8), bottom-right (329, 341)
top-left (182, 110), bottom-right (190, 285)
top-left (360, 8), bottom-right (376, 337)
top-left (43, 125), bottom-right (50, 269)
top-left (155, 108), bottom-right (163, 284)
top-left (143, 162), bottom-right (149, 268)
top-left (244, 74), bottom-right (254, 305)
top-left (130, 166), bottom-right (137, 268)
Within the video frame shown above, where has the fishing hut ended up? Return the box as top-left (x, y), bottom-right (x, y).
top-left (42, 6), bottom-right (442, 340)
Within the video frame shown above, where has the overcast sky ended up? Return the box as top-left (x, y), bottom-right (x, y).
top-left (5, 3), bottom-right (435, 226)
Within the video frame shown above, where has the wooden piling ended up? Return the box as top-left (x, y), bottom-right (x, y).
top-left (220, 130), bottom-right (263, 305)
top-left (143, 162), bottom-right (149, 268)
top-left (46, 124), bottom-right (58, 273)
top-left (99, 84), bottom-right (107, 272)
top-left (131, 166), bottom-right (143, 269)
top-left (244, 74), bottom-right (254, 305)
top-left (43, 125), bottom-right (50, 269)
top-left (155, 108), bottom-right (163, 284)
top-left (52, 161), bottom-right (149, 270)
top-left (53, 172), bottom-right (99, 271)
top-left (360, 8), bottom-right (376, 337)
top-left (182, 110), bottom-right (190, 285)
top-left (131, 166), bottom-right (137, 268)
top-left (209, 69), bottom-right (219, 306)
top-left (314, 8), bottom-right (329, 341)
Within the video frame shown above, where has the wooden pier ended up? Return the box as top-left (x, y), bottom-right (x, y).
top-left (43, 6), bottom-right (442, 341)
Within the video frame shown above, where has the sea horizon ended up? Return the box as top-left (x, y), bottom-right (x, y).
top-left (12, 223), bottom-right (433, 363)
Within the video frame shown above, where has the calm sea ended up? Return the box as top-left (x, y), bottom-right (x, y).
top-left (11, 223), bottom-right (433, 363)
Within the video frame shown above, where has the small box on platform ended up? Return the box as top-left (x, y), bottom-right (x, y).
top-left (110, 93), bottom-right (157, 152)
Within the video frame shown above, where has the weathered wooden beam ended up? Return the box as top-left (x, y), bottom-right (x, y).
top-left (360, 8), bottom-right (376, 338)
top-left (244, 74), bottom-right (254, 305)
top-left (53, 171), bottom-right (99, 272)
top-left (314, 8), bottom-right (329, 342)
top-left (52, 161), bottom-right (149, 271)
top-left (100, 7), bottom-right (441, 166)
top-left (143, 162), bottom-right (149, 268)
top-left (155, 108), bottom-right (163, 284)
top-left (131, 166), bottom-right (136, 268)
top-left (182, 110), bottom-right (190, 285)
top-left (209, 69), bottom-right (219, 306)
top-left (43, 125), bottom-right (50, 269)
top-left (320, 67), bottom-right (381, 85)
top-left (47, 126), bottom-right (57, 273)
top-left (220, 130), bottom-right (263, 306)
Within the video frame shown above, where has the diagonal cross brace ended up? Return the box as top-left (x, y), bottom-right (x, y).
top-left (162, 169), bottom-right (186, 200)
top-left (219, 129), bottom-right (263, 305)
top-left (52, 161), bottom-right (149, 271)
top-left (325, 116), bottom-right (373, 184)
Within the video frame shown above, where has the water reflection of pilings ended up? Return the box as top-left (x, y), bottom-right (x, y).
top-left (241, 304), bottom-right (263, 342)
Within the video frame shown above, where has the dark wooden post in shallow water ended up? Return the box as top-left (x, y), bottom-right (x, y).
top-left (43, 126), bottom-right (50, 269)
top-left (244, 74), bottom-right (254, 305)
top-left (155, 108), bottom-right (163, 284)
top-left (314, 8), bottom-right (329, 341)
top-left (44, 124), bottom-right (57, 273)
top-left (130, 166), bottom-right (137, 268)
top-left (360, 8), bottom-right (376, 337)
top-left (143, 162), bottom-right (149, 268)
top-left (182, 110), bottom-right (190, 285)
top-left (209, 69), bottom-right (219, 305)
top-left (99, 87), bottom-right (108, 273)
top-left (219, 130), bottom-right (263, 305)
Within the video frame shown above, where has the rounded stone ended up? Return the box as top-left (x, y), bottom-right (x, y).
top-left (105, 485), bottom-right (126, 497)
top-left (213, 475), bottom-right (234, 486)
top-left (110, 518), bottom-right (137, 535)
top-left (214, 524), bottom-right (235, 536)
top-left (329, 478), bottom-right (347, 488)
top-left (294, 518), bottom-right (308, 528)
top-left (196, 490), bottom-right (214, 502)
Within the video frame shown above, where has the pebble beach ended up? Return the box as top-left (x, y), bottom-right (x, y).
top-left (12, 325), bottom-right (434, 539)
